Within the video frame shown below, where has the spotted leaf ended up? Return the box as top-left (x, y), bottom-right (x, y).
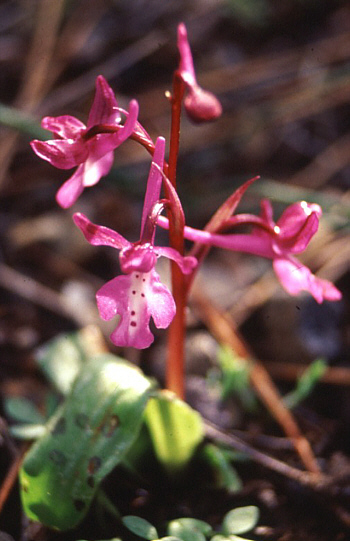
top-left (20, 354), bottom-right (152, 530)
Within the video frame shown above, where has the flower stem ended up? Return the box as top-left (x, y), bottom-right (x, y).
top-left (165, 73), bottom-right (186, 399)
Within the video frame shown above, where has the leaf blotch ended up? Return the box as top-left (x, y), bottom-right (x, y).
top-left (101, 414), bottom-right (119, 437)
top-left (49, 449), bottom-right (67, 467)
top-left (73, 499), bottom-right (86, 512)
top-left (88, 455), bottom-right (102, 474)
top-left (51, 417), bottom-right (66, 435)
top-left (74, 413), bottom-right (89, 430)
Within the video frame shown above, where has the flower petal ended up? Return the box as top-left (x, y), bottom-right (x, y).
top-left (147, 270), bottom-right (176, 329)
top-left (41, 115), bottom-right (86, 138)
top-left (96, 271), bottom-right (174, 349)
top-left (82, 150), bottom-right (114, 187)
top-left (31, 138), bottom-right (89, 169)
top-left (274, 211), bottom-right (319, 254)
top-left (154, 246), bottom-right (197, 274)
top-left (86, 99), bottom-right (139, 161)
top-left (177, 23), bottom-right (196, 87)
top-left (278, 201), bottom-right (322, 234)
top-left (87, 75), bottom-right (121, 127)
top-left (56, 165), bottom-right (85, 208)
top-left (273, 257), bottom-right (342, 303)
top-left (73, 213), bottom-right (130, 250)
top-left (97, 274), bottom-right (154, 349)
top-left (140, 136), bottom-right (165, 239)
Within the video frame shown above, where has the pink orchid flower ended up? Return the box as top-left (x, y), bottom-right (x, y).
top-left (31, 75), bottom-right (139, 208)
top-left (157, 199), bottom-right (341, 304)
top-left (73, 137), bottom-right (197, 349)
top-left (177, 23), bottom-right (222, 123)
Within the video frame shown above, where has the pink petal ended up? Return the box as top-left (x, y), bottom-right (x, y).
top-left (259, 199), bottom-right (275, 228)
top-left (82, 151), bottom-right (114, 187)
top-left (73, 213), bottom-right (130, 250)
top-left (56, 165), bottom-right (85, 208)
top-left (273, 258), bottom-right (342, 303)
top-left (96, 270), bottom-right (175, 349)
top-left (31, 139), bottom-right (88, 170)
top-left (278, 202), bottom-right (322, 234)
top-left (119, 244), bottom-right (157, 274)
top-left (147, 270), bottom-right (176, 328)
top-left (87, 75), bottom-right (121, 127)
top-left (154, 246), bottom-right (197, 275)
top-left (41, 115), bottom-right (86, 138)
top-left (177, 23), bottom-right (196, 87)
top-left (86, 99), bottom-right (139, 161)
top-left (97, 274), bottom-right (154, 349)
top-left (274, 211), bottom-right (319, 254)
top-left (140, 136), bottom-right (165, 238)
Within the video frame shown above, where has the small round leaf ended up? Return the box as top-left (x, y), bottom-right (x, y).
top-left (222, 506), bottom-right (259, 535)
top-left (122, 515), bottom-right (158, 540)
top-left (176, 518), bottom-right (212, 536)
top-left (168, 520), bottom-right (207, 541)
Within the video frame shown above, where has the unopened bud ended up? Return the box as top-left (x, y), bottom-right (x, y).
top-left (184, 85), bottom-right (222, 123)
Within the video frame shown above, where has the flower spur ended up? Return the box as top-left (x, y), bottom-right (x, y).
top-left (73, 137), bottom-right (197, 349)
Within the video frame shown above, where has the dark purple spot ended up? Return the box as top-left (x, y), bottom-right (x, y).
top-left (141, 293), bottom-right (145, 298)
top-left (143, 278), bottom-right (146, 282)
top-left (51, 417), bottom-right (66, 435)
top-left (136, 274), bottom-right (139, 278)
top-left (132, 290), bottom-right (136, 295)
top-left (130, 321), bottom-right (137, 327)
top-left (88, 456), bottom-right (102, 474)
top-left (74, 499), bottom-right (86, 512)
top-left (131, 310), bottom-right (135, 316)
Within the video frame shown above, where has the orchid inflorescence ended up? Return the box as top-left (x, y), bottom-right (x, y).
top-left (31, 23), bottom-right (341, 355)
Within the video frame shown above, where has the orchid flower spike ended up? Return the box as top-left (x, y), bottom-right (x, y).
top-left (157, 198), bottom-right (341, 304)
top-left (31, 75), bottom-right (139, 208)
top-left (73, 137), bottom-right (197, 349)
top-left (177, 23), bottom-right (222, 123)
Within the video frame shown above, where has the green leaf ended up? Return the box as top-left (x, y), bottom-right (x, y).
top-left (158, 538), bottom-right (183, 541)
top-left (145, 391), bottom-right (204, 474)
top-left (216, 346), bottom-right (256, 411)
top-left (35, 332), bottom-right (89, 395)
top-left (283, 358), bottom-right (327, 409)
top-left (167, 519), bottom-right (207, 541)
top-left (122, 516), bottom-right (158, 540)
top-left (4, 397), bottom-right (46, 425)
top-left (0, 102), bottom-right (48, 138)
top-left (201, 444), bottom-right (242, 494)
top-left (222, 506), bottom-right (259, 535)
top-left (20, 354), bottom-right (152, 530)
top-left (172, 519), bottom-right (212, 536)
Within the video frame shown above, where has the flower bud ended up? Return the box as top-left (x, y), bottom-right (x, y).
top-left (184, 85), bottom-right (222, 123)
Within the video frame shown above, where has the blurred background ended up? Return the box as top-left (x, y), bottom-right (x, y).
top-left (0, 0), bottom-right (349, 380)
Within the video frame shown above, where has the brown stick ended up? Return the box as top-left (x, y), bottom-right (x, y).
top-left (191, 282), bottom-right (321, 474)
top-left (0, 443), bottom-right (29, 513)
